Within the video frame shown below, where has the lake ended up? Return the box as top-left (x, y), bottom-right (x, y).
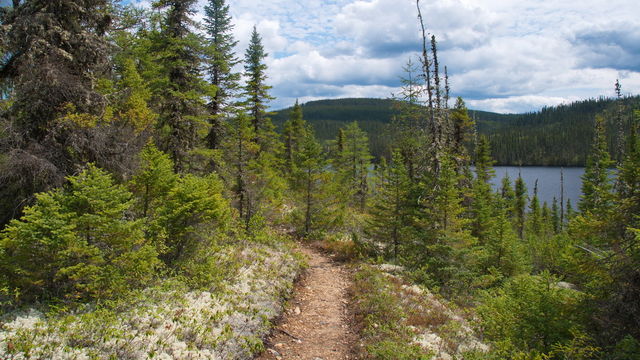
top-left (490, 167), bottom-right (585, 208)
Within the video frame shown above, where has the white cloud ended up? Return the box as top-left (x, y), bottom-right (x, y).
top-left (127, 0), bottom-right (640, 113)
top-left (467, 95), bottom-right (582, 114)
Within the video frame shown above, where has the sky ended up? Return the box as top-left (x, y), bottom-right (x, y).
top-left (55, 0), bottom-right (640, 113)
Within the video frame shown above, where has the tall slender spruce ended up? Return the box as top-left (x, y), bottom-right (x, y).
top-left (153, 0), bottom-right (211, 172)
top-left (243, 26), bottom-right (276, 153)
top-left (203, 0), bottom-right (240, 152)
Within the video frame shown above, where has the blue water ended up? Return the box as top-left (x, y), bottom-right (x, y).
top-left (490, 167), bottom-right (585, 208)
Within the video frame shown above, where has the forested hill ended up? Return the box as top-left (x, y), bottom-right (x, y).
top-left (273, 96), bottom-right (640, 166)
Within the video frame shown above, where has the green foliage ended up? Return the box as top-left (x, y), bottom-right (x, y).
top-left (352, 266), bottom-right (433, 360)
top-left (477, 272), bottom-right (586, 355)
top-left (471, 135), bottom-right (497, 243)
top-left (130, 142), bottom-right (177, 220)
top-left (154, 173), bottom-right (231, 267)
top-left (290, 127), bottom-right (327, 236)
top-left (411, 155), bottom-right (478, 294)
top-left (451, 97), bottom-right (476, 166)
top-left (203, 0), bottom-right (240, 152)
top-left (152, 0), bottom-right (213, 172)
top-left (366, 150), bottom-right (412, 260)
top-left (243, 26), bottom-right (277, 154)
top-left (515, 174), bottom-right (528, 239)
top-left (283, 100), bottom-right (308, 174)
top-left (273, 96), bottom-right (640, 166)
top-left (580, 115), bottom-right (615, 215)
top-left (332, 122), bottom-right (373, 210)
top-left (0, 165), bottom-right (159, 303)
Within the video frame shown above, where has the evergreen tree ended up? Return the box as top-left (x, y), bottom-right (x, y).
top-left (115, 58), bottom-right (158, 133)
top-left (551, 197), bottom-right (560, 234)
top-left (514, 174), bottom-right (528, 239)
top-left (224, 111), bottom-right (258, 228)
top-left (367, 150), bottom-right (412, 260)
top-left (471, 135), bottom-right (496, 243)
top-left (617, 110), bottom-right (640, 235)
top-left (294, 127), bottom-right (326, 236)
top-left (0, 165), bottom-right (159, 302)
top-left (0, 0), bottom-right (116, 224)
top-left (283, 100), bottom-right (307, 173)
top-left (566, 198), bottom-right (574, 220)
top-left (579, 115), bottom-right (614, 214)
top-left (390, 59), bottom-right (425, 182)
top-left (243, 26), bottom-right (277, 154)
top-left (500, 173), bottom-right (516, 218)
top-left (415, 155), bottom-right (474, 292)
top-left (155, 173), bottom-right (231, 266)
top-left (153, 0), bottom-right (212, 172)
top-left (202, 0), bottom-right (240, 152)
top-left (333, 122), bottom-right (372, 210)
top-left (450, 97), bottom-right (475, 168)
top-left (483, 190), bottom-right (527, 281)
top-left (528, 179), bottom-right (542, 236)
top-left (130, 142), bottom-right (177, 222)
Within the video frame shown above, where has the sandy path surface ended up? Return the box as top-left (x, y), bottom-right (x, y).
top-left (257, 245), bottom-right (356, 360)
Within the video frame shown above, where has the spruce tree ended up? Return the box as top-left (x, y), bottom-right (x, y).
top-left (130, 142), bottom-right (177, 220)
top-left (528, 179), bottom-right (542, 236)
top-left (243, 26), bottom-right (277, 154)
top-left (283, 100), bottom-right (307, 173)
top-left (415, 155), bottom-right (475, 293)
top-left (514, 173), bottom-right (528, 239)
top-left (152, 0), bottom-right (212, 172)
top-left (566, 198), bottom-right (574, 220)
top-left (367, 150), bottom-right (412, 260)
top-left (617, 110), bottom-right (640, 235)
top-left (333, 122), bottom-right (372, 210)
top-left (224, 110), bottom-right (258, 228)
top-left (450, 97), bottom-right (475, 168)
top-left (551, 197), bottom-right (560, 234)
top-left (471, 135), bottom-right (496, 243)
top-left (579, 115), bottom-right (614, 214)
top-left (203, 0), bottom-right (240, 152)
top-left (484, 190), bottom-right (526, 280)
top-left (294, 127), bottom-right (325, 236)
top-left (0, 0), bottom-right (111, 138)
top-left (500, 173), bottom-right (516, 218)
top-left (0, 0), bottom-right (137, 225)
top-left (391, 59), bottom-right (425, 182)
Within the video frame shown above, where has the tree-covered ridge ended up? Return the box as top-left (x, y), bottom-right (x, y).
top-left (273, 96), bottom-right (640, 165)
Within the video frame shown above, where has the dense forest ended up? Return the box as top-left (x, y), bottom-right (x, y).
top-left (273, 95), bottom-right (640, 166)
top-left (0, 0), bottom-right (639, 359)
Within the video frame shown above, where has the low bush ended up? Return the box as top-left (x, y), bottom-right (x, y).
top-left (0, 164), bottom-right (159, 304)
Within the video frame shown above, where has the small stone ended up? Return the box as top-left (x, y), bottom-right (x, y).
top-left (267, 349), bottom-right (281, 356)
top-left (294, 306), bottom-right (301, 315)
top-left (275, 343), bottom-right (284, 348)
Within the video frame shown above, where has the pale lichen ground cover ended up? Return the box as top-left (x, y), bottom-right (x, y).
top-left (373, 264), bottom-right (489, 360)
top-left (0, 242), bottom-right (304, 360)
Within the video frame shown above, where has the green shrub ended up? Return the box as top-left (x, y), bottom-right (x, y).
top-left (477, 272), bottom-right (586, 355)
top-left (0, 164), bottom-right (159, 303)
top-left (352, 266), bottom-right (433, 359)
top-left (154, 173), bottom-right (232, 267)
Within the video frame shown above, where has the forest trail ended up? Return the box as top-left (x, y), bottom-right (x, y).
top-left (257, 245), bottom-right (357, 360)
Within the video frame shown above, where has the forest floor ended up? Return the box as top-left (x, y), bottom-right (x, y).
top-left (257, 244), bottom-right (357, 360)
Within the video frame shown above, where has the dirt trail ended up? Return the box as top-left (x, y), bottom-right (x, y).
top-left (257, 245), bottom-right (356, 360)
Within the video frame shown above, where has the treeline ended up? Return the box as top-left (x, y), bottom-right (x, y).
top-left (273, 95), bottom-right (640, 166)
top-left (484, 95), bottom-right (640, 165)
